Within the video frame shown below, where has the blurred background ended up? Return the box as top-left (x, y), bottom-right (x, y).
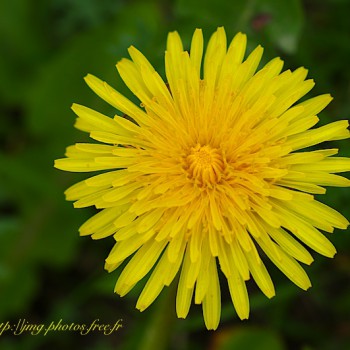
top-left (1, 0), bottom-right (350, 349)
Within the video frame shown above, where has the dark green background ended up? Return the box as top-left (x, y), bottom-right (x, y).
top-left (1, 0), bottom-right (350, 349)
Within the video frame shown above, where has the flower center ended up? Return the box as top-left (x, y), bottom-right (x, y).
top-left (184, 144), bottom-right (225, 187)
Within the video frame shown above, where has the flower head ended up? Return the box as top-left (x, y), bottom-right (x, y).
top-left (55, 27), bottom-right (350, 330)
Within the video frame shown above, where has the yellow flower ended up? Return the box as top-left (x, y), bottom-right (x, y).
top-left (55, 27), bottom-right (350, 330)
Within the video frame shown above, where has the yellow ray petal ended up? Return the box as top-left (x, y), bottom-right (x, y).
top-left (231, 45), bottom-right (263, 91)
top-left (106, 234), bottom-right (145, 265)
top-left (274, 202), bottom-right (337, 257)
top-left (65, 179), bottom-right (108, 200)
top-left (202, 256), bottom-right (221, 330)
top-left (116, 58), bottom-right (152, 103)
top-left (84, 74), bottom-right (150, 126)
top-left (194, 238), bottom-right (211, 304)
top-left (85, 170), bottom-right (130, 187)
top-left (79, 206), bottom-right (124, 236)
top-left (246, 250), bottom-right (275, 298)
top-left (204, 26), bottom-right (227, 84)
top-left (168, 227), bottom-right (187, 263)
top-left (136, 242), bottom-right (185, 311)
top-left (176, 243), bottom-right (194, 318)
top-left (71, 104), bottom-right (132, 136)
top-left (190, 28), bottom-right (203, 76)
top-left (228, 32), bottom-right (247, 65)
top-left (55, 158), bottom-right (117, 172)
top-left (92, 223), bottom-right (117, 240)
top-left (229, 238), bottom-right (250, 281)
top-left (137, 208), bottom-right (166, 233)
top-left (265, 226), bottom-right (314, 265)
top-left (189, 225), bottom-right (203, 264)
top-left (227, 267), bottom-right (249, 320)
top-left (258, 236), bottom-right (311, 290)
top-left (115, 239), bottom-right (167, 296)
top-left (292, 157), bottom-right (350, 173)
top-left (285, 120), bottom-right (350, 151)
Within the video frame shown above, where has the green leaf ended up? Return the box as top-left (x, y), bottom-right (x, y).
top-left (26, 1), bottom-right (162, 139)
top-left (0, 264), bottom-right (38, 319)
top-left (174, 0), bottom-right (257, 41)
top-left (255, 0), bottom-right (304, 54)
top-left (219, 327), bottom-right (286, 350)
top-left (0, 0), bottom-right (50, 103)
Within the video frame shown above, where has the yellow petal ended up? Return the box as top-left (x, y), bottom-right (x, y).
top-left (136, 242), bottom-right (184, 311)
top-left (292, 157), bottom-right (350, 173)
top-left (286, 120), bottom-right (350, 151)
top-left (176, 243), bottom-right (194, 318)
top-left (257, 236), bottom-right (311, 290)
top-left (246, 249), bottom-right (275, 298)
top-left (266, 226), bottom-right (314, 265)
top-left (79, 206), bottom-right (123, 236)
top-left (202, 256), bottom-right (221, 330)
top-left (55, 158), bottom-right (117, 172)
top-left (274, 202), bottom-right (337, 257)
top-left (190, 28), bottom-right (204, 76)
top-left (227, 267), bottom-right (249, 320)
top-left (71, 104), bottom-right (132, 136)
top-left (203, 27), bottom-right (227, 84)
top-left (194, 238), bottom-right (211, 304)
top-left (84, 74), bottom-right (150, 126)
top-left (115, 239), bottom-right (167, 296)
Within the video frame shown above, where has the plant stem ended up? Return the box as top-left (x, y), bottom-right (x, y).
top-left (137, 282), bottom-right (178, 350)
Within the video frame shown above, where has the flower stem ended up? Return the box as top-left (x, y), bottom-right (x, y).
top-left (137, 282), bottom-right (178, 350)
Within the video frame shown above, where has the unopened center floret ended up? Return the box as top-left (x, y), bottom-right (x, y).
top-left (185, 144), bottom-right (225, 187)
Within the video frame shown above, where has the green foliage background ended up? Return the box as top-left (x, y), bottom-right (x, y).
top-left (1, 0), bottom-right (350, 349)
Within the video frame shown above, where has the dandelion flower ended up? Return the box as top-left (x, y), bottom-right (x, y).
top-left (55, 27), bottom-right (350, 330)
